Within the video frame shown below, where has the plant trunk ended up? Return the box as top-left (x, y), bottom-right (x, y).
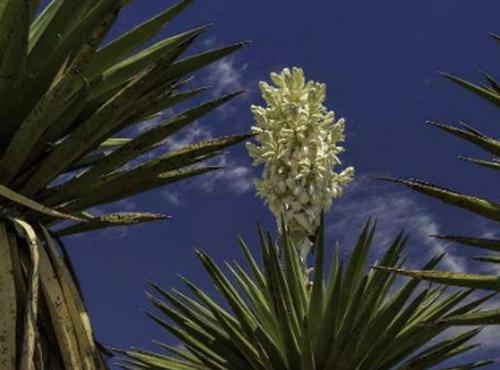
top-left (0, 218), bottom-right (108, 370)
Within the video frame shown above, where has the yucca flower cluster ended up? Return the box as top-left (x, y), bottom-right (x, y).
top-left (247, 67), bottom-right (354, 242)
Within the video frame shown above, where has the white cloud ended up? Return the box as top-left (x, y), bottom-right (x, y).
top-left (201, 35), bottom-right (217, 48)
top-left (134, 114), bottom-right (166, 134)
top-left (162, 190), bottom-right (182, 206)
top-left (199, 37), bottom-right (248, 93)
top-left (197, 154), bottom-right (254, 194)
top-left (133, 121), bottom-right (254, 196)
top-left (328, 177), bottom-right (500, 352)
top-left (204, 58), bottom-right (250, 111)
top-left (208, 58), bottom-right (248, 93)
top-left (328, 177), bottom-right (467, 272)
top-left (163, 121), bottom-right (214, 151)
top-left (473, 296), bottom-right (500, 350)
top-left (120, 118), bottom-right (214, 171)
top-left (92, 198), bottom-right (138, 215)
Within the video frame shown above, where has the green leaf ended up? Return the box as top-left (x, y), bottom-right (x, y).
top-left (44, 92), bottom-right (244, 206)
top-left (442, 308), bottom-right (500, 325)
top-left (459, 156), bottom-right (500, 171)
top-left (149, 41), bottom-right (250, 89)
top-left (428, 121), bottom-right (500, 157)
top-left (0, 55), bottom-right (87, 183)
top-left (374, 266), bottom-right (500, 291)
top-left (378, 176), bottom-right (500, 222)
top-left (432, 234), bottom-right (500, 253)
top-left (479, 71), bottom-right (500, 94)
top-left (473, 256), bottom-right (500, 264)
top-left (85, 0), bottom-right (194, 80)
top-left (21, 65), bottom-right (166, 196)
top-left (442, 360), bottom-right (495, 370)
top-left (22, 0), bottom-right (120, 116)
top-left (56, 212), bottom-right (169, 236)
top-left (401, 328), bottom-right (482, 369)
top-left (439, 71), bottom-right (500, 108)
top-left (0, 184), bottom-right (82, 221)
top-left (121, 222), bottom-right (486, 370)
top-left (125, 86), bottom-right (209, 125)
top-left (63, 166), bottom-right (220, 213)
top-left (0, 0), bottom-right (29, 125)
top-left (89, 24), bottom-right (210, 99)
top-left (99, 138), bottom-right (131, 148)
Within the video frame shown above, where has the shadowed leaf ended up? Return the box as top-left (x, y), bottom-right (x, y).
top-left (56, 212), bottom-right (169, 236)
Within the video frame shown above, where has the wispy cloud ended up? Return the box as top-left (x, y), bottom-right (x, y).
top-left (201, 35), bottom-right (217, 48)
top-left (200, 35), bottom-right (249, 96)
top-left (161, 190), bottom-right (182, 206)
top-left (328, 177), bottom-right (467, 272)
top-left (122, 118), bottom-right (215, 171)
top-left (150, 120), bottom-right (254, 198)
top-left (205, 57), bottom-right (249, 96)
top-left (328, 176), bottom-right (500, 351)
top-left (202, 56), bottom-right (253, 119)
top-left (163, 121), bottom-right (214, 151)
top-left (197, 154), bottom-right (254, 194)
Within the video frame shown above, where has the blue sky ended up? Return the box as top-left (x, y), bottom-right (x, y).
top-left (62, 0), bottom-right (499, 368)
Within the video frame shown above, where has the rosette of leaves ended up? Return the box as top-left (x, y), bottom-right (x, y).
top-left (377, 34), bottom-right (500, 326)
top-left (0, 0), bottom-right (249, 368)
top-left (119, 220), bottom-right (494, 370)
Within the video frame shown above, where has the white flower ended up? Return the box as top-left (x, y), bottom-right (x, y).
top-left (247, 67), bottom-right (354, 236)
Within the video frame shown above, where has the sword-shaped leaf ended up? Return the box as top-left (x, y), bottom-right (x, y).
top-left (99, 138), bottom-right (131, 148)
top-left (0, 184), bottom-right (82, 221)
top-left (459, 156), bottom-right (500, 171)
top-left (374, 267), bottom-right (500, 291)
top-left (14, 218), bottom-right (41, 370)
top-left (121, 221), bottom-right (490, 369)
top-left (479, 71), bottom-right (500, 94)
top-left (150, 41), bottom-right (250, 89)
top-left (0, 223), bottom-right (16, 369)
top-left (428, 121), bottom-right (500, 157)
top-left (442, 360), bottom-right (495, 370)
top-left (22, 0), bottom-right (121, 116)
top-left (41, 227), bottom-right (107, 369)
top-left (473, 256), bottom-right (500, 264)
top-left (439, 71), bottom-right (500, 108)
top-left (64, 166), bottom-right (220, 213)
top-left (400, 328), bottom-right (482, 369)
top-left (433, 234), bottom-right (500, 254)
top-left (56, 212), bottom-right (169, 236)
top-left (442, 309), bottom-right (500, 326)
top-left (44, 91), bottom-right (244, 206)
top-left (378, 177), bottom-right (500, 222)
top-left (21, 63), bottom-right (172, 196)
top-left (125, 86), bottom-right (209, 124)
top-left (0, 54), bottom-right (87, 183)
top-left (0, 1), bottom-right (250, 368)
top-left (38, 244), bottom-right (85, 368)
top-left (0, 0), bottom-right (28, 124)
top-left (85, 0), bottom-right (194, 80)
top-left (89, 25), bottom-right (210, 99)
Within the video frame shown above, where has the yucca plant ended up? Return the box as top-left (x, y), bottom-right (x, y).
top-left (120, 68), bottom-right (494, 369)
top-left (0, 0), bottom-right (249, 368)
top-left (376, 34), bottom-right (500, 325)
top-left (119, 220), bottom-right (495, 370)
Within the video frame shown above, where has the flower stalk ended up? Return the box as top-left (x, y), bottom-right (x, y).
top-left (247, 67), bottom-right (353, 261)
